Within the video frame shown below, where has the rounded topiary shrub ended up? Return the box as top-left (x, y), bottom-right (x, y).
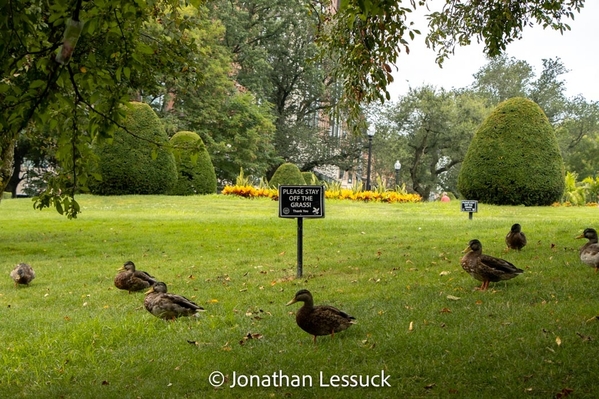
top-left (301, 171), bottom-right (319, 185)
top-left (458, 97), bottom-right (564, 206)
top-left (169, 131), bottom-right (217, 195)
top-left (89, 102), bottom-right (177, 195)
top-left (269, 163), bottom-right (306, 188)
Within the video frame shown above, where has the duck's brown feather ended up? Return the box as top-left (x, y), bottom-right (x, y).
top-left (295, 305), bottom-right (355, 337)
top-left (461, 240), bottom-right (523, 289)
top-left (144, 283), bottom-right (204, 320)
top-left (10, 263), bottom-right (35, 287)
top-left (287, 289), bottom-right (355, 342)
top-left (114, 262), bottom-right (156, 292)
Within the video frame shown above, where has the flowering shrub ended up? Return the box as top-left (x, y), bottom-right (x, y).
top-left (222, 185), bottom-right (421, 203)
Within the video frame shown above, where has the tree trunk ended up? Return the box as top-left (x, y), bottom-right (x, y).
top-left (0, 135), bottom-right (17, 201)
top-left (6, 148), bottom-right (24, 198)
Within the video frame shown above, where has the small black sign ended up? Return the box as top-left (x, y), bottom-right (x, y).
top-left (461, 200), bottom-right (478, 213)
top-left (279, 185), bottom-right (325, 218)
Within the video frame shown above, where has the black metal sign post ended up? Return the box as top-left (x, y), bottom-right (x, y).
top-left (279, 185), bottom-right (325, 278)
top-left (461, 200), bottom-right (478, 220)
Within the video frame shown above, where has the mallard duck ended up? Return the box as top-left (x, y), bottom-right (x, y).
top-left (506, 223), bottom-right (527, 250)
top-left (576, 228), bottom-right (599, 272)
top-left (144, 282), bottom-right (204, 320)
top-left (114, 261), bottom-right (157, 293)
top-left (286, 289), bottom-right (356, 343)
top-left (10, 263), bottom-right (35, 287)
top-left (460, 239), bottom-right (524, 291)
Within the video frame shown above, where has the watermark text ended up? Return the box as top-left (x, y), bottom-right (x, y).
top-left (208, 370), bottom-right (391, 388)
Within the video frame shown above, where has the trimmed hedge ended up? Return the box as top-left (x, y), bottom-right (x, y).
top-left (269, 163), bottom-right (306, 188)
top-left (169, 131), bottom-right (217, 195)
top-left (301, 171), bottom-right (320, 185)
top-left (458, 97), bottom-right (564, 206)
top-left (89, 102), bottom-right (177, 195)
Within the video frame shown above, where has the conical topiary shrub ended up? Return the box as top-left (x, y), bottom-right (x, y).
top-left (458, 97), bottom-right (564, 206)
top-left (269, 163), bottom-right (306, 188)
top-left (169, 131), bottom-right (217, 195)
top-left (89, 102), bottom-right (177, 195)
top-left (301, 171), bottom-right (320, 185)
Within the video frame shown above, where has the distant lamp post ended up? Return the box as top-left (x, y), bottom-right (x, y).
top-left (366, 128), bottom-right (375, 191)
top-left (394, 160), bottom-right (401, 187)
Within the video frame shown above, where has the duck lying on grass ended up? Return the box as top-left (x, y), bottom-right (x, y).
top-left (10, 263), bottom-right (35, 288)
top-left (114, 261), bottom-right (157, 293)
top-left (144, 282), bottom-right (204, 320)
top-left (286, 289), bottom-right (356, 343)
top-left (506, 223), bottom-right (527, 251)
top-left (461, 239), bottom-right (524, 291)
top-left (576, 228), bottom-right (599, 272)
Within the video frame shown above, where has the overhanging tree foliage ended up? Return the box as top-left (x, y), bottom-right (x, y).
top-left (1, 0), bottom-right (206, 217)
top-left (318, 0), bottom-right (585, 129)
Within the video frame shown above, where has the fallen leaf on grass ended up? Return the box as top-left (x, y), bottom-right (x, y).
top-left (240, 332), bottom-right (264, 345)
top-left (101, 380), bottom-right (109, 386)
top-left (424, 383), bottom-right (435, 389)
top-left (446, 295), bottom-right (461, 301)
top-left (556, 387), bottom-right (574, 398)
top-left (408, 321), bottom-right (414, 331)
top-left (576, 332), bottom-right (592, 341)
top-left (556, 336), bottom-right (562, 346)
top-left (439, 271), bottom-right (451, 276)
top-left (440, 308), bottom-right (452, 313)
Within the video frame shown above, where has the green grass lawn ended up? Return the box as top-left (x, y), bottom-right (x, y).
top-left (1, 195), bottom-right (598, 398)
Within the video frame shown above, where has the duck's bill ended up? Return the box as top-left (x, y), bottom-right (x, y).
top-left (286, 298), bottom-right (297, 306)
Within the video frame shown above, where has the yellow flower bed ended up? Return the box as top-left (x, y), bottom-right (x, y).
top-left (222, 185), bottom-right (422, 203)
top-left (222, 185), bottom-right (278, 199)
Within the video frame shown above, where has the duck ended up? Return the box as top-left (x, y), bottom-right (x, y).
top-left (576, 228), bottom-right (599, 272)
top-left (10, 263), bottom-right (35, 287)
top-left (506, 223), bottom-right (527, 250)
top-left (114, 261), bottom-right (157, 293)
top-left (286, 289), bottom-right (356, 343)
top-left (144, 282), bottom-right (204, 320)
top-left (460, 239), bottom-right (524, 291)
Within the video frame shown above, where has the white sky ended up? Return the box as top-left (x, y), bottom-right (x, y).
top-left (387, 1), bottom-right (599, 102)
